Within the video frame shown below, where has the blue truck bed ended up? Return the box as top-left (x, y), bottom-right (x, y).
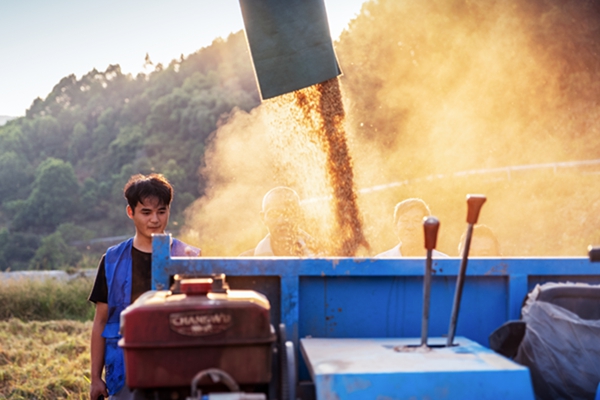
top-left (150, 234), bottom-right (599, 399)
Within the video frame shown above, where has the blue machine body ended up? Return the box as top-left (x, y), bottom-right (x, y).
top-left (151, 234), bottom-right (599, 398)
top-left (300, 337), bottom-right (534, 400)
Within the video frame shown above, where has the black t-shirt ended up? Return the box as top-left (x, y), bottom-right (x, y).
top-left (88, 246), bottom-right (152, 304)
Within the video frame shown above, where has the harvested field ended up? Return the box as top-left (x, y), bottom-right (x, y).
top-left (0, 319), bottom-right (91, 400)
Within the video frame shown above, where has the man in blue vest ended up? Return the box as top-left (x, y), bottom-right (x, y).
top-left (88, 174), bottom-right (200, 400)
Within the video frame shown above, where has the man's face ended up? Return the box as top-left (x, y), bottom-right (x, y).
top-left (467, 236), bottom-right (499, 257)
top-left (395, 207), bottom-right (427, 247)
top-left (262, 198), bottom-right (301, 241)
top-left (127, 196), bottom-right (170, 241)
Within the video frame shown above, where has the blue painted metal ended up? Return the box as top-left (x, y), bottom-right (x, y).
top-left (152, 234), bottom-right (598, 347)
top-left (300, 337), bottom-right (535, 400)
top-left (508, 274), bottom-right (529, 319)
top-left (151, 234), bottom-right (599, 394)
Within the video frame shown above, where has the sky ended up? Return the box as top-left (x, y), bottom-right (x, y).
top-left (0, 0), bottom-right (366, 117)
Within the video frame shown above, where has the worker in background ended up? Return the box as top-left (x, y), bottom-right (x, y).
top-left (376, 198), bottom-right (448, 257)
top-left (240, 186), bottom-right (318, 256)
top-left (458, 224), bottom-right (501, 257)
top-left (88, 174), bottom-right (200, 400)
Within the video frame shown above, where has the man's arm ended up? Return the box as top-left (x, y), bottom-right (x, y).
top-left (185, 246), bottom-right (201, 256)
top-left (90, 302), bottom-right (109, 400)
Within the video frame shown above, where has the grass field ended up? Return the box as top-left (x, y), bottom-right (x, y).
top-left (0, 319), bottom-right (91, 399)
top-left (0, 276), bottom-right (94, 322)
top-left (0, 276), bottom-right (95, 399)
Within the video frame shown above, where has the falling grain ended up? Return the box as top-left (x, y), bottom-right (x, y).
top-left (294, 78), bottom-right (370, 256)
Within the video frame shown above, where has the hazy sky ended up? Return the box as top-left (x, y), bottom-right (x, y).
top-left (0, 0), bottom-right (366, 117)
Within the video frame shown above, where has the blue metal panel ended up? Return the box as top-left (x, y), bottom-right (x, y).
top-left (509, 274), bottom-right (528, 319)
top-left (313, 370), bottom-right (532, 400)
top-left (301, 337), bottom-right (535, 400)
top-left (150, 234), bottom-right (599, 377)
top-left (299, 276), bottom-right (506, 344)
top-left (281, 276), bottom-right (299, 344)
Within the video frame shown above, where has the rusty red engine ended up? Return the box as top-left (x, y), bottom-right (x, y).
top-left (118, 275), bottom-right (276, 399)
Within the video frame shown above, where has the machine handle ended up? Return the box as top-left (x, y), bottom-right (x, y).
top-left (588, 245), bottom-right (600, 262)
top-left (421, 216), bottom-right (440, 347)
top-left (189, 368), bottom-right (240, 399)
top-left (447, 194), bottom-right (487, 346)
top-left (423, 216), bottom-right (440, 251)
top-left (466, 195), bottom-right (487, 224)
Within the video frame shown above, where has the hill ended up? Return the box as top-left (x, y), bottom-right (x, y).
top-left (0, 116), bottom-right (16, 126)
top-left (0, 31), bottom-right (259, 270)
top-left (2, 0), bottom-right (600, 266)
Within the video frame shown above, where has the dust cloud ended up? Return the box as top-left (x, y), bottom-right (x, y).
top-left (183, 0), bottom-right (600, 256)
top-left (182, 80), bottom-right (368, 256)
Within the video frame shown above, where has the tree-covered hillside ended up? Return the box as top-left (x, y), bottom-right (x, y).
top-left (0, 31), bottom-right (259, 270)
top-left (3, 0), bottom-right (600, 267)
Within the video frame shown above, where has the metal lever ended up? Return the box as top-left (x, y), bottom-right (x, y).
top-left (588, 245), bottom-right (600, 263)
top-left (421, 216), bottom-right (440, 347)
top-left (188, 368), bottom-right (240, 400)
top-left (447, 195), bottom-right (486, 346)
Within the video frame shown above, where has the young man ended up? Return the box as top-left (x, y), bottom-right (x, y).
top-left (376, 198), bottom-right (448, 258)
top-left (240, 186), bottom-right (318, 256)
top-left (88, 174), bottom-right (200, 400)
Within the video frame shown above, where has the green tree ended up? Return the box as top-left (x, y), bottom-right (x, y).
top-left (12, 158), bottom-right (80, 232)
top-left (0, 151), bottom-right (33, 203)
top-left (68, 122), bottom-right (90, 162)
top-left (31, 116), bottom-right (65, 159)
top-left (0, 229), bottom-right (40, 271)
top-left (0, 30), bottom-right (261, 250)
top-left (30, 231), bottom-right (82, 270)
top-left (105, 125), bottom-right (144, 175)
top-left (78, 178), bottom-right (103, 220)
top-left (56, 222), bottom-right (95, 244)
top-left (0, 123), bottom-right (26, 156)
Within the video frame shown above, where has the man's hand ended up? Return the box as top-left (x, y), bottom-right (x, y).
top-left (90, 378), bottom-right (108, 400)
top-left (184, 246), bottom-right (201, 256)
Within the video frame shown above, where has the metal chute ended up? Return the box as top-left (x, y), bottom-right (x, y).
top-left (239, 0), bottom-right (341, 99)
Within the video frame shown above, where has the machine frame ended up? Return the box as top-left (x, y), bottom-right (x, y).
top-left (151, 234), bottom-right (598, 363)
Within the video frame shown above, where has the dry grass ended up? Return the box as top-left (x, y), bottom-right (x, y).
top-left (0, 278), bottom-right (94, 399)
top-left (0, 319), bottom-right (91, 399)
top-left (0, 276), bottom-right (94, 322)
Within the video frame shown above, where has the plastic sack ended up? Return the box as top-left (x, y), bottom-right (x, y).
top-left (515, 283), bottom-right (600, 400)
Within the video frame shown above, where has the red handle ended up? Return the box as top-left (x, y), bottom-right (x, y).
top-left (423, 216), bottom-right (440, 251)
top-left (466, 195), bottom-right (487, 225)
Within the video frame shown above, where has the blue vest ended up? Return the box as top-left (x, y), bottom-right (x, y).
top-left (102, 237), bottom-right (199, 394)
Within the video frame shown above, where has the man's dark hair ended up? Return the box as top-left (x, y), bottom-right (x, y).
top-left (123, 174), bottom-right (173, 213)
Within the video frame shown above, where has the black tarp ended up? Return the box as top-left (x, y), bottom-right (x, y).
top-left (514, 283), bottom-right (600, 400)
